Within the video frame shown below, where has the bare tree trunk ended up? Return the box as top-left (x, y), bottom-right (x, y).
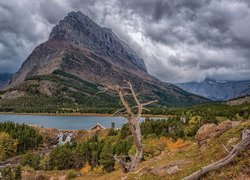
top-left (103, 81), bottom-right (157, 173)
top-left (183, 128), bottom-right (250, 180)
top-left (129, 118), bottom-right (143, 171)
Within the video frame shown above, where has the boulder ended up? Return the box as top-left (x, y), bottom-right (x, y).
top-left (151, 165), bottom-right (181, 176)
top-left (217, 120), bottom-right (232, 134)
top-left (195, 123), bottom-right (219, 141)
top-left (195, 120), bottom-right (233, 141)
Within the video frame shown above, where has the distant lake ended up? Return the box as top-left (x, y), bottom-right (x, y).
top-left (0, 114), bottom-right (146, 130)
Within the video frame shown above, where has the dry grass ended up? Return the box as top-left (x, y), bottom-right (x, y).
top-left (23, 120), bottom-right (250, 180)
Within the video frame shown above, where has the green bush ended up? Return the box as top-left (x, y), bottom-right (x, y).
top-left (0, 132), bottom-right (18, 160)
top-left (21, 153), bottom-right (41, 170)
top-left (0, 122), bottom-right (43, 153)
top-left (67, 169), bottom-right (77, 179)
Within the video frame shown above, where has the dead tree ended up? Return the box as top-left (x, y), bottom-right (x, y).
top-left (183, 128), bottom-right (250, 180)
top-left (103, 81), bottom-right (157, 173)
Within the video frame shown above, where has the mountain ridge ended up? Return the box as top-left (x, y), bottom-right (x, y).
top-left (1, 11), bottom-right (210, 112)
top-left (176, 78), bottom-right (250, 101)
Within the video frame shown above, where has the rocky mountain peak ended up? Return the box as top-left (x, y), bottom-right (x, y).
top-left (49, 11), bottom-right (147, 72)
top-left (3, 11), bottom-right (210, 107)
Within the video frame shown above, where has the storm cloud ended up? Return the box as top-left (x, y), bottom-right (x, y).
top-left (0, 0), bottom-right (249, 83)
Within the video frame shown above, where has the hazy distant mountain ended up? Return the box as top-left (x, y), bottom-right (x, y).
top-left (176, 78), bottom-right (250, 101)
top-left (0, 73), bottom-right (11, 89)
top-left (1, 11), bottom-right (209, 111)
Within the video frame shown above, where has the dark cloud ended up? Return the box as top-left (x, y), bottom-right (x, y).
top-left (0, 0), bottom-right (249, 83)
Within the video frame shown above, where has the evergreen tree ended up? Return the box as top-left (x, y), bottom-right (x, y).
top-left (99, 142), bottom-right (115, 172)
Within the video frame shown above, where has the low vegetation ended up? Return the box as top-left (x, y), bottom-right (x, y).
top-left (0, 122), bottom-right (43, 156)
top-left (0, 118), bottom-right (249, 179)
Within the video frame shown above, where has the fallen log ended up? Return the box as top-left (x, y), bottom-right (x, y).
top-left (183, 128), bottom-right (250, 180)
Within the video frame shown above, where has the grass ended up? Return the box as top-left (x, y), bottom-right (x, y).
top-left (76, 120), bottom-right (250, 180)
top-left (22, 121), bottom-right (250, 179)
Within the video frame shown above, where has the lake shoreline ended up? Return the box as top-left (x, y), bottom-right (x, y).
top-left (0, 112), bottom-right (169, 118)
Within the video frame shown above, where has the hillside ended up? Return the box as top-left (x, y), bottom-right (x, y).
top-left (19, 120), bottom-right (250, 179)
top-left (0, 11), bottom-right (210, 112)
top-left (176, 78), bottom-right (250, 101)
top-left (225, 95), bottom-right (250, 106)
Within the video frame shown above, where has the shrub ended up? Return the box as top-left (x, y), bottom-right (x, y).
top-left (67, 169), bottom-right (77, 179)
top-left (0, 132), bottom-right (18, 160)
top-left (21, 153), bottom-right (41, 170)
top-left (0, 122), bottom-right (43, 153)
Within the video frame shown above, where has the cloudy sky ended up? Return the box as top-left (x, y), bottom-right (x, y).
top-left (0, 0), bottom-right (250, 83)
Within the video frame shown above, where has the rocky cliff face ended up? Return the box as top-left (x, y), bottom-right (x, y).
top-left (10, 11), bottom-right (148, 87)
top-left (49, 11), bottom-right (147, 72)
top-left (4, 11), bottom-right (210, 108)
top-left (177, 78), bottom-right (250, 101)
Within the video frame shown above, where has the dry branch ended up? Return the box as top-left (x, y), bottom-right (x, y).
top-left (183, 128), bottom-right (250, 180)
top-left (104, 81), bottom-right (157, 173)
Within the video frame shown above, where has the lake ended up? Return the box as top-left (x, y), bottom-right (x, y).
top-left (0, 114), bottom-right (146, 130)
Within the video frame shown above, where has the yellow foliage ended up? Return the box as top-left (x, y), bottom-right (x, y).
top-left (166, 138), bottom-right (191, 151)
top-left (81, 162), bottom-right (91, 173)
top-left (189, 116), bottom-right (203, 125)
top-left (92, 165), bottom-right (105, 173)
top-left (0, 132), bottom-right (18, 161)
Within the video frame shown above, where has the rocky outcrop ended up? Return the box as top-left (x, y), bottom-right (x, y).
top-left (151, 165), bottom-right (181, 176)
top-left (195, 120), bottom-right (233, 152)
top-left (217, 120), bottom-right (233, 134)
top-left (1, 90), bottom-right (26, 99)
top-left (195, 123), bottom-right (219, 141)
top-left (195, 120), bottom-right (233, 142)
top-left (225, 96), bottom-right (250, 106)
top-left (49, 11), bottom-right (147, 73)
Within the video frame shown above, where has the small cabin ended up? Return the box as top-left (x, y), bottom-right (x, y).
top-left (88, 123), bottom-right (106, 132)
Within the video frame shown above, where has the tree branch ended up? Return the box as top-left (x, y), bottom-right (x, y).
top-left (142, 100), bottom-right (158, 107)
top-left (183, 128), bottom-right (250, 180)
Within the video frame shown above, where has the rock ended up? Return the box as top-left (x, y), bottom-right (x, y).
top-left (151, 165), bottom-right (181, 176)
top-left (37, 80), bottom-right (56, 96)
top-left (232, 121), bottom-right (241, 127)
top-left (217, 120), bottom-right (232, 134)
top-left (49, 11), bottom-right (147, 73)
top-left (226, 96), bottom-right (250, 106)
top-left (195, 123), bottom-right (219, 141)
top-left (195, 120), bottom-right (233, 141)
top-left (167, 166), bottom-right (181, 175)
top-left (1, 90), bottom-right (26, 99)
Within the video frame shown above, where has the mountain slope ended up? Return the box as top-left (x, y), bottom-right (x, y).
top-left (0, 73), bottom-right (11, 89)
top-left (177, 78), bottom-right (250, 101)
top-left (0, 11), bottom-right (210, 112)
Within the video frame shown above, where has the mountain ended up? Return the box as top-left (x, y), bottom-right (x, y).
top-left (0, 11), bottom-right (209, 112)
top-left (0, 73), bottom-right (11, 89)
top-left (176, 78), bottom-right (250, 101)
top-left (225, 95), bottom-right (250, 106)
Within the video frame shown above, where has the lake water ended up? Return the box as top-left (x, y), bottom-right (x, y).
top-left (0, 114), bottom-right (146, 130)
